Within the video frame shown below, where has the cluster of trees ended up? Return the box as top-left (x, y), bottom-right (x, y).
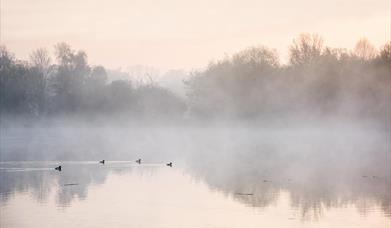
top-left (186, 34), bottom-right (391, 124)
top-left (0, 43), bottom-right (185, 120)
top-left (1, 34), bottom-right (390, 125)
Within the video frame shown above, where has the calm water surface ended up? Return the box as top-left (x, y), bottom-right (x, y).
top-left (0, 161), bottom-right (390, 228)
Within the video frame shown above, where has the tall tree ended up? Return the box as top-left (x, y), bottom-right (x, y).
top-left (289, 33), bottom-right (324, 65)
top-left (51, 43), bottom-right (90, 112)
top-left (353, 38), bottom-right (377, 60)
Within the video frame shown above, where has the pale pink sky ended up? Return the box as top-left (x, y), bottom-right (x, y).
top-left (1, 0), bottom-right (390, 70)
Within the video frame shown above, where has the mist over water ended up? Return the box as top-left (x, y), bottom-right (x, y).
top-left (1, 35), bottom-right (390, 227)
top-left (1, 117), bottom-right (390, 227)
top-left (1, 123), bottom-right (391, 214)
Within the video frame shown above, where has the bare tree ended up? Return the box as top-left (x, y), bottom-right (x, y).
top-left (29, 48), bottom-right (51, 70)
top-left (289, 33), bottom-right (324, 65)
top-left (353, 38), bottom-right (377, 60)
top-left (29, 48), bottom-right (52, 114)
top-left (379, 41), bottom-right (391, 62)
top-left (232, 46), bottom-right (279, 68)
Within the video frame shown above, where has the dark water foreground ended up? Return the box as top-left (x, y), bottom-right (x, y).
top-left (0, 159), bottom-right (389, 228)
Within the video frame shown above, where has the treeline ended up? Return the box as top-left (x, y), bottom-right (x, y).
top-left (1, 34), bottom-right (390, 124)
top-left (0, 43), bottom-right (185, 120)
top-left (186, 34), bottom-right (391, 124)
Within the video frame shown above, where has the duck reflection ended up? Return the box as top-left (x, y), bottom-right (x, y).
top-left (0, 162), bottom-right (135, 207)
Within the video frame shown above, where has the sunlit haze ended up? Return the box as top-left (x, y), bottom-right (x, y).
top-left (1, 1), bottom-right (390, 228)
top-left (1, 0), bottom-right (390, 70)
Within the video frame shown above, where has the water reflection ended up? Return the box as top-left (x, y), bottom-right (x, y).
top-left (1, 126), bottom-right (391, 226)
top-left (0, 162), bottom-right (152, 207)
top-left (185, 145), bottom-right (391, 221)
top-left (1, 154), bottom-right (390, 222)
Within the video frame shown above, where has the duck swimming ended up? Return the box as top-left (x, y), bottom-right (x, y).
top-left (55, 165), bottom-right (62, 171)
top-left (99, 160), bottom-right (105, 164)
top-left (166, 162), bottom-right (172, 167)
top-left (136, 159), bottom-right (141, 164)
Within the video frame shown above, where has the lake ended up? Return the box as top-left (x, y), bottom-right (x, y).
top-left (0, 125), bottom-right (390, 227)
top-left (0, 160), bottom-right (389, 228)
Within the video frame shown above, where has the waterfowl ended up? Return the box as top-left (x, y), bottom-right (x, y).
top-left (136, 159), bottom-right (141, 164)
top-left (55, 165), bottom-right (62, 171)
top-left (166, 162), bottom-right (172, 167)
top-left (99, 160), bottom-right (105, 164)
top-left (234, 193), bottom-right (253, 196)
